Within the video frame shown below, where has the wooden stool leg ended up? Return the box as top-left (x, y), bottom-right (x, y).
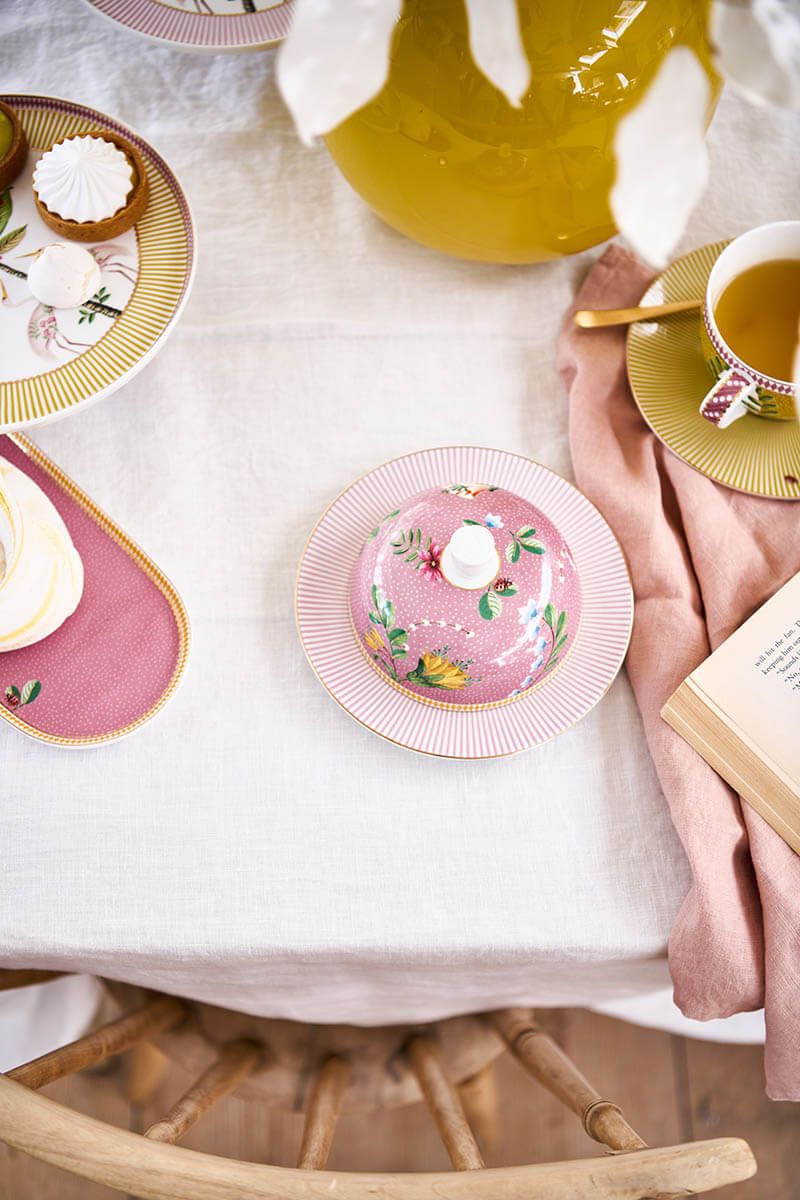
top-left (297, 1056), bottom-right (350, 1170)
top-left (144, 1040), bottom-right (262, 1144)
top-left (8, 995), bottom-right (185, 1091)
top-left (406, 1036), bottom-right (484, 1171)
top-left (122, 1041), bottom-right (168, 1105)
top-left (487, 1008), bottom-right (646, 1153)
top-left (458, 1061), bottom-right (499, 1158)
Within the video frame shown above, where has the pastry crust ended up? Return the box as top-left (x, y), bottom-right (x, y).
top-left (33, 129), bottom-right (149, 242)
top-left (0, 100), bottom-right (28, 191)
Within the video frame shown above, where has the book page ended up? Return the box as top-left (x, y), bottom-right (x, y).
top-left (690, 573), bottom-right (800, 784)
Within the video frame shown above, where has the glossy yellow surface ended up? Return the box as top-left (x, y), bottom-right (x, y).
top-left (326, 0), bottom-right (718, 263)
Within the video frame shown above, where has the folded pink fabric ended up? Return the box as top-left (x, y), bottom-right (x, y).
top-left (558, 244), bottom-right (800, 1100)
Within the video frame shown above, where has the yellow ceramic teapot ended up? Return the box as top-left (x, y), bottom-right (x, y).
top-left (325, 0), bottom-right (718, 263)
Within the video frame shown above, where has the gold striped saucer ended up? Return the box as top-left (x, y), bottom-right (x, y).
top-left (0, 95), bottom-right (195, 432)
top-left (626, 241), bottom-right (800, 501)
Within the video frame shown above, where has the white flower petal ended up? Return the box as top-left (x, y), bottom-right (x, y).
top-left (464, 0), bottom-right (531, 107)
top-left (711, 0), bottom-right (800, 110)
top-left (610, 47), bottom-right (710, 268)
top-left (277, 0), bottom-right (400, 145)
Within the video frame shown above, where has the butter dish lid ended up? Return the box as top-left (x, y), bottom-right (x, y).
top-left (350, 482), bottom-right (582, 709)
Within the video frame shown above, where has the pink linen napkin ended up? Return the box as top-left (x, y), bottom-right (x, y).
top-left (557, 244), bottom-right (800, 1100)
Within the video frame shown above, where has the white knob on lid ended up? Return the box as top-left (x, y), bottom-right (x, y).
top-left (441, 524), bottom-right (499, 589)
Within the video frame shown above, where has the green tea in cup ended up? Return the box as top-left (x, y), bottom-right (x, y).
top-left (700, 221), bottom-right (800, 428)
top-left (714, 259), bottom-right (800, 382)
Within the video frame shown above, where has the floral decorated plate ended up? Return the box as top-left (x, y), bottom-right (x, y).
top-left (81, 0), bottom-right (293, 52)
top-left (0, 95), bottom-right (195, 432)
top-left (296, 447), bottom-right (633, 759)
top-left (627, 241), bottom-right (800, 500)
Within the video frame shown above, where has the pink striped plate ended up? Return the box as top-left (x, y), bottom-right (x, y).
top-left (295, 447), bottom-right (633, 759)
top-left (82, 0), bottom-right (294, 52)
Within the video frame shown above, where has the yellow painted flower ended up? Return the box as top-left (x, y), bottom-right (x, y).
top-left (364, 627), bottom-right (384, 652)
top-left (406, 652), bottom-right (471, 690)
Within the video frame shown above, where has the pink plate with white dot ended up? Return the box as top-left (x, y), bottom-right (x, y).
top-left (296, 447), bottom-right (633, 759)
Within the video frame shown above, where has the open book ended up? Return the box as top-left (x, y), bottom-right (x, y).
top-left (661, 572), bottom-right (800, 854)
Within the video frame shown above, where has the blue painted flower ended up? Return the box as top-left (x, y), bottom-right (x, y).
top-left (521, 674), bottom-right (534, 689)
top-left (534, 635), bottom-right (547, 653)
top-left (517, 599), bottom-right (538, 627)
top-left (484, 513), bottom-right (503, 529)
top-left (532, 654), bottom-right (544, 670)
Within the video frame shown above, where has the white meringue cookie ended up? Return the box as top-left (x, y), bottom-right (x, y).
top-left (27, 243), bottom-right (101, 309)
top-left (33, 135), bottom-right (134, 223)
top-left (0, 457), bottom-right (84, 652)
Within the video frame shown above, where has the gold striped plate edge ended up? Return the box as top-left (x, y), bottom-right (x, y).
top-left (626, 242), bottom-right (800, 501)
top-left (0, 98), bottom-right (192, 428)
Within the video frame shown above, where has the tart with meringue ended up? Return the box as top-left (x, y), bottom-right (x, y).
top-left (0, 99), bottom-right (28, 191)
top-left (32, 130), bottom-right (149, 242)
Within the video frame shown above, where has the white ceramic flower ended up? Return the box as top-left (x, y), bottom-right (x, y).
top-left (610, 47), bottom-right (711, 268)
top-left (277, 0), bottom-right (530, 143)
top-left (277, 1), bottom-right (796, 266)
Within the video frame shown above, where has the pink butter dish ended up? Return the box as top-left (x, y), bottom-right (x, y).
top-left (350, 483), bottom-right (581, 709)
top-left (0, 434), bottom-right (189, 747)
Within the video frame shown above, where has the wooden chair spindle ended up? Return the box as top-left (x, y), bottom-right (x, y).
top-left (297, 1055), bottom-right (351, 1170)
top-left (8, 995), bottom-right (185, 1092)
top-left (487, 1008), bottom-right (646, 1154)
top-left (144, 1040), bottom-right (262, 1144)
top-left (406, 1035), bottom-right (484, 1171)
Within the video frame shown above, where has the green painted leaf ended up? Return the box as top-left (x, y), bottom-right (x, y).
top-left (479, 589), bottom-right (502, 620)
top-left (544, 603), bottom-right (556, 628)
top-left (391, 647), bottom-right (408, 659)
top-left (506, 541), bottom-right (521, 564)
top-left (415, 528), bottom-right (421, 545)
top-left (521, 540), bottom-right (545, 554)
top-left (371, 585), bottom-right (380, 609)
top-left (405, 551), bottom-right (417, 563)
top-left (382, 601), bottom-right (395, 627)
top-left (495, 585), bottom-right (518, 598)
top-left (555, 633), bottom-right (568, 653)
top-left (0, 190), bottom-right (10, 236)
top-left (5, 685), bottom-right (20, 702)
top-left (368, 612), bottom-right (382, 626)
top-left (388, 627), bottom-right (407, 642)
top-left (0, 224), bottom-right (26, 254)
top-left (516, 526), bottom-right (537, 541)
top-left (556, 610), bottom-right (567, 638)
top-left (21, 679), bottom-right (41, 705)
top-left (462, 518), bottom-right (482, 526)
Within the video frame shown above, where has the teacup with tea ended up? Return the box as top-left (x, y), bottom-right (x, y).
top-left (700, 220), bottom-right (800, 429)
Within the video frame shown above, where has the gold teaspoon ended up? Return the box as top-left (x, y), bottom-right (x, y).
top-left (573, 298), bottom-right (702, 328)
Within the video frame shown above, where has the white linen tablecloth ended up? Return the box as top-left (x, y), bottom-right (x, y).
top-left (1, 0), bottom-right (796, 1055)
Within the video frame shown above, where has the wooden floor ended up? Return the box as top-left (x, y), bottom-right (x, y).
top-left (1, 1008), bottom-right (797, 1199)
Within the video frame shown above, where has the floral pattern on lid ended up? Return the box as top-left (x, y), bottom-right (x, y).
top-left (350, 484), bottom-right (582, 709)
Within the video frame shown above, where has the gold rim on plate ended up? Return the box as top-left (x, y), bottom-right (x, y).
top-left (626, 240), bottom-right (800, 501)
top-left (0, 95), bottom-right (195, 432)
